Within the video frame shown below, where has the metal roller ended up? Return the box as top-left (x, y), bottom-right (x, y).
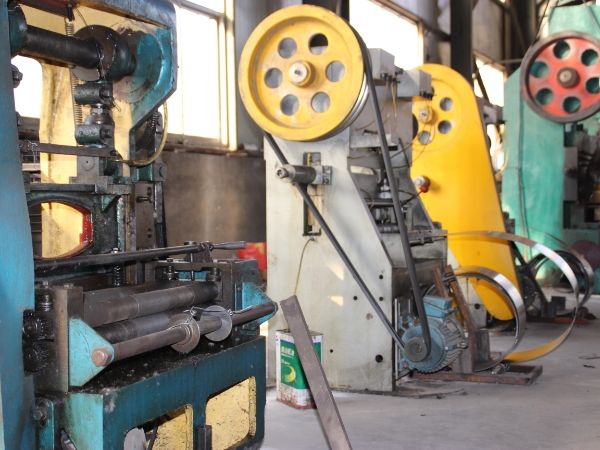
top-left (238, 5), bottom-right (367, 141)
top-left (520, 31), bottom-right (600, 123)
top-left (83, 281), bottom-right (219, 327)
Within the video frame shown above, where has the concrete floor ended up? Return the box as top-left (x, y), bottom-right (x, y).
top-left (262, 297), bottom-right (600, 449)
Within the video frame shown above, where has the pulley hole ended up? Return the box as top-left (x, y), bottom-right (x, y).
top-left (309, 33), bottom-right (328, 55)
top-left (586, 77), bottom-right (599, 94)
top-left (581, 49), bottom-right (598, 66)
top-left (438, 120), bottom-right (452, 134)
top-left (280, 94), bottom-right (299, 116)
top-left (535, 88), bottom-right (553, 105)
top-left (278, 38), bottom-right (297, 59)
top-left (563, 96), bottom-right (581, 113)
top-left (326, 61), bottom-right (345, 82)
top-left (311, 92), bottom-right (330, 113)
top-left (264, 68), bottom-right (282, 88)
top-left (439, 97), bottom-right (453, 111)
top-left (553, 40), bottom-right (570, 59)
top-left (418, 130), bottom-right (431, 145)
top-left (530, 61), bottom-right (549, 79)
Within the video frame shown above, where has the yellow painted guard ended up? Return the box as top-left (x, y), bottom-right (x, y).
top-left (411, 64), bottom-right (516, 320)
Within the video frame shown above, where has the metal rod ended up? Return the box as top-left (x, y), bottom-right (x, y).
top-left (20, 141), bottom-right (115, 158)
top-left (35, 241), bottom-right (246, 272)
top-left (354, 30), bottom-right (432, 357)
top-left (22, 25), bottom-right (100, 68)
top-left (266, 133), bottom-right (404, 350)
top-left (232, 302), bottom-right (278, 325)
top-left (84, 282), bottom-right (219, 327)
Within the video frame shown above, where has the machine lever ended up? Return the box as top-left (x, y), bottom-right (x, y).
top-left (210, 241), bottom-right (247, 251)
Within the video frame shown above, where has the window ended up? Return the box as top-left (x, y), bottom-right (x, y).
top-left (474, 57), bottom-right (506, 170)
top-left (12, 55), bottom-right (43, 118)
top-left (474, 57), bottom-right (505, 107)
top-left (349, 0), bottom-right (422, 69)
top-left (167, 0), bottom-right (234, 148)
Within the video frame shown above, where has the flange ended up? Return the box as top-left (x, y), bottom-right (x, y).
top-left (520, 31), bottom-right (600, 123)
top-left (169, 314), bottom-right (201, 354)
top-left (238, 5), bottom-right (366, 141)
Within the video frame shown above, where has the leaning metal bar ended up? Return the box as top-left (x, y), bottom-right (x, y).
top-left (265, 133), bottom-right (405, 350)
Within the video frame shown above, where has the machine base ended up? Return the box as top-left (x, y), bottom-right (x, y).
top-left (412, 364), bottom-right (543, 386)
top-left (40, 336), bottom-right (266, 450)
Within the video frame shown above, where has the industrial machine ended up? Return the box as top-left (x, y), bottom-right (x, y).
top-left (237, 5), bottom-right (577, 392)
top-left (1, 1), bottom-right (276, 449)
top-left (503, 4), bottom-right (600, 290)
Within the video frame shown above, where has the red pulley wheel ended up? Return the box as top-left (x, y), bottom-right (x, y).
top-left (520, 31), bottom-right (600, 123)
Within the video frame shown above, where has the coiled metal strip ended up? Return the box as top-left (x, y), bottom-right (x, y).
top-left (449, 231), bottom-right (580, 363)
top-left (454, 266), bottom-right (526, 372)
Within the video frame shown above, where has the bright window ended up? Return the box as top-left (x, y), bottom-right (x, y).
top-left (473, 58), bottom-right (506, 170)
top-left (167, 0), bottom-right (232, 146)
top-left (474, 58), bottom-right (506, 106)
top-left (12, 55), bottom-right (42, 118)
top-left (349, 0), bottom-right (422, 69)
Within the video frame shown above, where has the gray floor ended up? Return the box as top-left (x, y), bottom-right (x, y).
top-left (262, 297), bottom-right (600, 450)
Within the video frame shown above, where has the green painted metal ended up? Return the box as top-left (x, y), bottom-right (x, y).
top-left (242, 282), bottom-right (277, 325)
top-left (0, 2), bottom-right (36, 448)
top-left (502, 5), bottom-right (600, 261)
top-left (68, 319), bottom-right (114, 387)
top-left (36, 399), bottom-right (56, 450)
top-left (64, 338), bottom-right (266, 449)
top-left (502, 71), bottom-right (565, 247)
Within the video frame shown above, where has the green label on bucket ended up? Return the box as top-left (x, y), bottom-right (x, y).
top-left (280, 339), bottom-right (321, 390)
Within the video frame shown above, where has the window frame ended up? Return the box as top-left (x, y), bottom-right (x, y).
top-left (169, 0), bottom-right (236, 150)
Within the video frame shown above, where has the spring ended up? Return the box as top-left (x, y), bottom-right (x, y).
top-left (113, 264), bottom-right (124, 287)
top-left (37, 293), bottom-right (53, 312)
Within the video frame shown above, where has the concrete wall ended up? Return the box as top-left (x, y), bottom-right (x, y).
top-left (162, 151), bottom-right (266, 247)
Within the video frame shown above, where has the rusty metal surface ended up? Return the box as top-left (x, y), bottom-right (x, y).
top-left (162, 152), bottom-right (266, 253)
top-left (414, 364), bottom-right (543, 386)
top-left (280, 295), bottom-right (352, 450)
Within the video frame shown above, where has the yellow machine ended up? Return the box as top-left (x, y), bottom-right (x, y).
top-left (411, 64), bottom-right (517, 321)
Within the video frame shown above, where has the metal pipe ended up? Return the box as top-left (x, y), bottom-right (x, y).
top-left (22, 26), bottom-right (100, 68)
top-left (84, 282), bottom-right (219, 327)
top-left (232, 302), bottom-right (278, 325)
top-left (35, 241), bottom-right (246, 272)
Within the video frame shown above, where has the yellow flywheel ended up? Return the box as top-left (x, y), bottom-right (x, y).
top-left (238, 5), bottom-right (366, 141)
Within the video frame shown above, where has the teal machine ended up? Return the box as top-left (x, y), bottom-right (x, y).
top-left (0, 1), bottom-right (276, 449)
top-left (503, 4), bottom-right (600, 291)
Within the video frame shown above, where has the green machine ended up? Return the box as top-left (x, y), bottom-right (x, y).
top-left (503, 3), bottom-right (600, 291)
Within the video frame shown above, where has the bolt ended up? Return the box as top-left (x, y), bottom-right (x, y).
top-left (91, 348), bottom-right (113, 367)
top-left (32, 404), bottom-right (48, 424)
top-left (557, 68), bottom-right (579, 88)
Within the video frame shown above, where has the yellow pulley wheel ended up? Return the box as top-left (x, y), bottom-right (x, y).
top-left (238, 5), bottom-right (366, 141)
